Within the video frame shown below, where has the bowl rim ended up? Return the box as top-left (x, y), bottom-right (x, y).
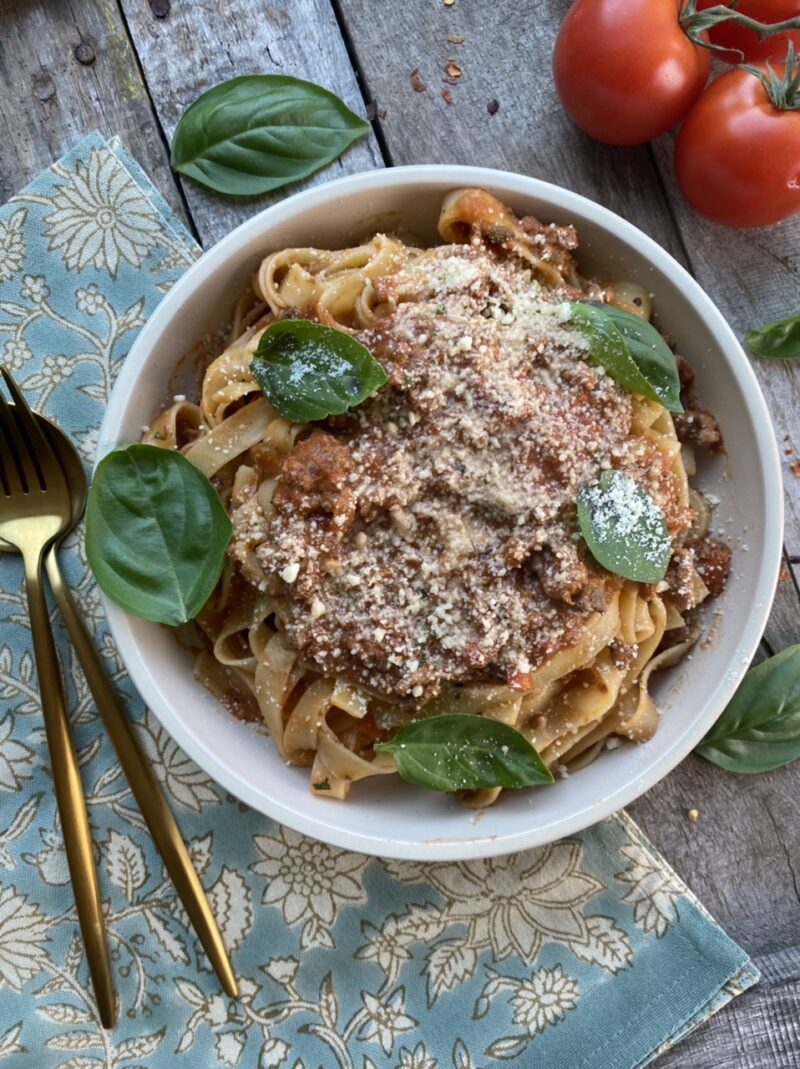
top-left (97, 164), bottom-right (784, 859)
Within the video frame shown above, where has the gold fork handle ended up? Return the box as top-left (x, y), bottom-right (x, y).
top-left (22, 548), bottom-right (116, 1028)
top-left (45, 547), bottom-right (238, 999)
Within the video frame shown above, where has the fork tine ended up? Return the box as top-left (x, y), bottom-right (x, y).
top-left (0, 387), bottom-right (31, 494)
top-left (0, 434), bottom-right (11, 495)
top-left (1, 366), bottom-right (60, 491)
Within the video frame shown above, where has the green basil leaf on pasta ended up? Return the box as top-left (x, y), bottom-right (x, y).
top-left (570, 302), bottom-right (683, 413)
top-left (250, 319), bottom-right (388, 422)
top-left (578, 470), bottom-right (671, 583)
top-left (375, 714), bottom-right (554, 792)
top-left (85, 444), bottom-right (232, 626)
top-left (171, 74), bottom-right (370, 197)
top-left (745, 312), bottom-right (800, 360)
top-left (601, 304), bottom-right (683, 412)
top-left (695, 646), bottom-right (800, 774)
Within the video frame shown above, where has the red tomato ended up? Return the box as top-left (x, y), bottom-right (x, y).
top-left (675, 64), bottom-right (800, 227)
top-left (553, 0), bottom-right (711, 145)
top-left (697, 0), bottom-right (800, 63)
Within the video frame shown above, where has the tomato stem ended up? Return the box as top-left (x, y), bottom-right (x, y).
top-left (681, 1), bottom-right (800, 53)
top-left (742, 41), bottom-right (800, 110)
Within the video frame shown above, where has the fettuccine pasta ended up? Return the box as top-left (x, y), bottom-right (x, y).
top-left (144, 188), bottom-right (729, 804)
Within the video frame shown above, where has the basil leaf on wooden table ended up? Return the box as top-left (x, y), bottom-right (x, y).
top-left (85, 444), bottom-right (232, 627)
top-left (171, 74), bottom-right (370, 197)
top-left (250, 319), bottom-right (388, 422)
top-left (578, 470), bottom-right (671, 583)
top-left (570, 302), bottom-right (683, 413)
top-left (375, 714), bottom-right (554, 792)
top-left (696, 645), bottom-right (800, 774)
top-left (745, 312), bottom-right (800, 359)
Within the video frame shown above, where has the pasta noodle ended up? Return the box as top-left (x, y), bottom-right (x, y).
top-left (143, 188), bottom-right (729, 804)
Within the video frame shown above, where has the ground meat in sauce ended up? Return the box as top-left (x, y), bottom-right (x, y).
top-left (665, 548), bottom-right (703, 613)
top-left (673, 403), bottom-right (725, 454)
top-left (676, 354), bottom-right (695, 395)
top-left (234, 241), bottom-right (710, 705)
top-left (218, 690), bottom-right (261, 723)
top-left (664, 537), bottom-right (732, 613)
top-left (691, 537), bottom-right (732, 597)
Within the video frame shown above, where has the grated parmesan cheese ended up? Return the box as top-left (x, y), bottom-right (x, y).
top-left (233, 239), bottom-right (683, 705)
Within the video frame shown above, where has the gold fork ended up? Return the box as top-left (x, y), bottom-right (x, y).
top-left (0, 392), bottom-right (238, 1001)
top-left (0, 367), bottom-right (115, 1027)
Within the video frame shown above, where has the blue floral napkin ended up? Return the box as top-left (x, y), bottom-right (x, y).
top-left (0, 133), bottom-right (757, 1069)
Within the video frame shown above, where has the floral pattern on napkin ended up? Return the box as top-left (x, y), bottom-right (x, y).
top-left (0, 134), bottom-right (758, 1069)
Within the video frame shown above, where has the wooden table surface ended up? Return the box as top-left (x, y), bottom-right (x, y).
top-left (1, 1), bottom-right (798, 1064)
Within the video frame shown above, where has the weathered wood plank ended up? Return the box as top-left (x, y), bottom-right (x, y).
top-left (118, 0), bottom-right (384, 248)
top-left (655, 967), bottom-right (800, 1069)
top-left (763, 557), bottom-right (800, 655)
top-left (336, 0), bottom-right (688, 260)
top-left (629, 753), bottom-right (800, 958)
top-left (0, 0), bottom-right (184, 219)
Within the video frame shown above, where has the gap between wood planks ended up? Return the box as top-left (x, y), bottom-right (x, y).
top-left (329, 0), bottom-right (394, 168)
top-left (112, 0), bottom-right (200, 244)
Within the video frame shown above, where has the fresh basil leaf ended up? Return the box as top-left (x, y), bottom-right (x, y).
top-left (696, 646), bottom-right (800, 774)
top-left (251, 319), bottom-right (387, 422)
top-left (602, 304), bottom-right (683, 412)
top-left (171, 74), bottom-right (370, 197)
top-left (745, 312), bottom-right (800, 360)
top-left (375, 714), bottom-right (554, 792)
top-left (570, 302), bottom-right (683, 413)
top-left (578, 470), bottom-right (671, 583)
top-left (85, 444), bottom-right (232, 626)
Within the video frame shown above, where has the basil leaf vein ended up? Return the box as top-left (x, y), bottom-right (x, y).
top-left (578, 470), bottom-right (671, 583)
top-left (745, 312), bottom-right (800, 360)
top-left (696, 645), bottom-right (800, 774)
top-left (171, 74), bottom-right (370, 197)
top-left (570, 302), bottom-right (683, 413)
top-left (85, 444), bottom-right (231, 626)
top-left (250, 319), bottom-right (387, 422)
top-left (375, 714), bottom-right (554, 792)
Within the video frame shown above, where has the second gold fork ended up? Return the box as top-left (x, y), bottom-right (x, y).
top-left (1, 368), bottom-right (238, 1010)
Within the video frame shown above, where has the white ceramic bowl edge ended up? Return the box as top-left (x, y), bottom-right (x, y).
top-left (97, 166), bottom-right (783, 860)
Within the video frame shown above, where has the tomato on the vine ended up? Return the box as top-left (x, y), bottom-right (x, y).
top-left (675, 61), bottom-right (800, 227)
top-left (697, 0), bottom-right (800, 63)
top-left (553, 0), bottom-right (711, 145)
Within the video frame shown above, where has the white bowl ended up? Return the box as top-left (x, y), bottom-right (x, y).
top-left (98, 166), bottom-right (783, 860)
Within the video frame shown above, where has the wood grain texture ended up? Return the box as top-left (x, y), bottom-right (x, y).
top-left (335, 0), bottom-right (688, 261)
top-left (334, 3), bottom-right (800, 1064)
top-left (655, 961), bottom-right (800, 1069)
top-left (763, 558), bottom-right (800, 654)
top-left (0, 0), bottom-right (184, 219)
top-left (118, 0), bottom-right (384, 247)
